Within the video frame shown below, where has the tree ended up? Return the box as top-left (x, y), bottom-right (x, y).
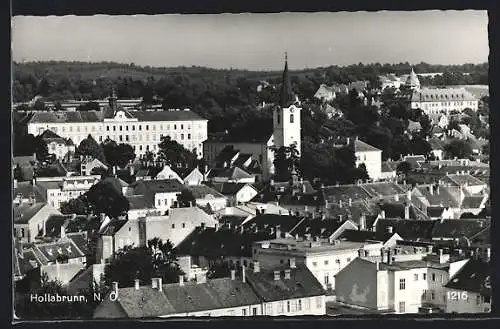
top-left (270, 143), bottom-right (301, 182)
top-left (396, 161), bottom-right (413, 175)
top-left (102, 140), bottom-right (136, 168)
top-left (104, 238), bottom-right (183, 289)
top-left (76, 135), bottom-right (106, 162)
top-left (444, 140), bottom-right (473, 159)
top-left (176, 189), bottom-right (196, 208)
top-left (157, 136), bottom-right (197, 169)
top-left (90, 166), bottom-right (109, 177)
top-left (60, 197), bottom-right (92, 216)
top-left (85, 180), bottom-right (130, 219)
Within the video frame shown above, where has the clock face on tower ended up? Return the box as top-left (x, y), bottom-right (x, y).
top-left (290, 108), bottom-right (294, 113)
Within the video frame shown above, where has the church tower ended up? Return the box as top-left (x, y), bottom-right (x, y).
top-left (273, 53), bottom-right (302, 155)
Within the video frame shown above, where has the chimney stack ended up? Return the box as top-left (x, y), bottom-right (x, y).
top-left (380, 210), bottom-right (386, 219)
top-left (273, 270), bottom-right (280, 281)
top-left (13, 179), bottom-right (18, 189)
top-left (230, 269), bottom-right (236, 280)
top-left (387, 249), bottom-right (393, 265)
top-left (134, 279), bottom-right (140, 290)
top-left (404, 205), bottom-right (410, 219)
top-left (60, 225), bottom-right (66, 239)
top-left (242, 265), bottom-right (246, 283)
top-left (178, 275), bottom-right (184, 286)
top-left (348, 198), bottom-right (352, 207)
top-left (359, 214), bottom-right (366, 230)
top-left (429, 185), bottom-right (434, 195)
top-left (289, 257), bottom-right (296, 269)
top-left (394, 194), bottom-right (399, 202)
top-left (486, 248), bottom-right (491, 261)
top-left (386, 226), bottom-right (393, 234)
top-left (129, 165), bottom-right (135, 176)
top-left (339, 200), bottom-right (343, 208)
top-left (275, 225), bottom-right (281, 239)
top-left (284, 269), bottom-right (291, 280)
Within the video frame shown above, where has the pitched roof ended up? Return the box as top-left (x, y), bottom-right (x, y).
top-left (354, 139), bottom-right (381, 153)
top-left (243, 214), bottom-right (304, 234)
top-left (39, 129), bottom-right (67, 143)
top-left (14, 182), bottom-right (46, 203)
top-left (411, 87), bottom-right (477, 102)
top-left (360, 182), bottom-right (407, 198)
top-left (415, 185), bottom-right (461, 208)
top-left (445, 260), bottom-right (491, 297)
top-left (289, 217), bottom-right (344, 239)
top-left (188, 184), bottom-right (226, 199)
top-left (34, 239), bottom-right (86, 262)
top-left (208, 167), bottom-right (253, 181)
top-left (443, 174), bottom-right (486, 187)
top-left (209, 182), bottom-right (255, 196)
top-left (132, 179), bottom-right (184, 194)
top-left (246, 264), bottom-right (325, 302)
top-left (431, 219), bottom-right (490, 240)
top-left (28, 111), bottom-right (103, 124)
top-left (169, 207), bottom-right (217, 227)
top-left (461, 196), bottom-right (485, 209)
top-left (13, 202), bottom-right (47, 224)
top-left (338, 229), bottom-right (397, 244)
top-left (102, 177), bottom-right (129, 194)
top-left (322, 185), bottom-right (373, 205)
top-left (126, 195), bottom-right (154, 210)
top-left (104, 277), bottom-right (261, 318)
top-left (129, 109), bottom-right (207, 122)
top-left (375, 218), bottom-right (436, 242)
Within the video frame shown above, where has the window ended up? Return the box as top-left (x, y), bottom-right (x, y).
top-left (126, 126), bottom-right (129, 131)
top-left (290, 114), bottom-right (294, 123)
top-left (126, 135), bottom-right (129, 142)
top-left (476, 295), bottom-right (481, 305)
top-left (277, 301), bottom-right (284, 314)
top-left (324, 260), bottom-right (329, 265)
top-left (181, 124), bottom-right (184, 129)
top-left (188, 133), bottom-right (191, 140)
top-left (432, 273), bottom-right (436, 282)
top-left (139, 125), bottom-right (142, 131)
top-left (298, 299), bottom-right (302, 311)
top-left (399, 301), bottom-right (405, 313)
top-left (399, 278), bottom-right (406, 290)
top-left (423, 273), bottom-right (427, 280)
top-left (146, 125), bottom-right (149, 130)
top-left (132, 125), bottom-right (135, 131)
top-left (287, 301), bottom-right (291, 312)
top-left (113, 126), bottom-right (116, 131)
top-left (174, 124), bottom-right (177, 130)
top-left (119, 126), bottom-right (123, 131)
top-left (304, 298), bottom-right (310, 310)
top-left (157, 199), bottom-right (161, 206)
top-left (431, 291), bottom-right (435, 300)
top-left (316, 296), bottom-right (322, 309)
top-left (171, 224), bottom-right (175, 229)
top-left (414, 274), bottom-right (418, 281)
top-left (20, 228), bottom-right (25, 238)
top-left (182, 223), bottom-right (186, 228)
top-left (242, 309), bottom-right (247, 316)
top-left (324, 275), bottom-right (329, 285)
top-left (312, 262), bottom-right (317, 267)
top-left (119, 135), bottom-right (123, 142)
top-left (252, 307), bottom-right (258, 316)
top-left (265, 303), bottom-right (273, 315)
top-left (181, 134), bottom-right (184, 140)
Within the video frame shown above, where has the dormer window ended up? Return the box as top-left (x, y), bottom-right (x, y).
top-left (290, 114), bottom-right (294, 123)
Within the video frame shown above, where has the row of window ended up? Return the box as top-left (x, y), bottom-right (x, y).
top-left (105, 123), bottom-right (195, 132)
top-left (311, 258), bottom-right (351, 267)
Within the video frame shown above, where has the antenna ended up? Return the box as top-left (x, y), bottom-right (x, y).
top-left (285, 52), bottom-right (288, 62)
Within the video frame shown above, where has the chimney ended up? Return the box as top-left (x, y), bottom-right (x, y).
top-left (284, 269), bottom-right (291, 280)
top-left (242, 265), bottom-right (246, 283)
top-left (289, 257), bottom-right (296, 269)
top-left (407, 190), bottom-right (412, 202)
top-left (427, 245), bottom-right (433, 253)
top-left (394, 194), bottom-right (399, 202)
top-left (302, 184), bottom-right (307, 194)
top-left (386, 226), bottom-right (393, 234)
top-left (240, 225), bottom-right (244, 234)
top-left (13, 179), bottom-right (18, 189)
top-left (349, 198), bottom-right (352, 207)
top-left (359, 214), bottom-right (366, 230)
top-left (339, 200), bottom-right (343, 208)
top-left (178, 275), bottom-right (184, 286)
top-left (429, 185), bottom-right (434, 195)
top-left (273, 270), bottom-right (280, 281)
top-left (275, 225), bottom-right (281, 239)
top-left (60, 225), bottom-right (66, 239)
top-left (230, 269), bottom-right (236, 280)
top-left (486, 248), bottom-right (491, 261)
top-left (295, 234), bottom-right (299, 240)
top-left (404, 205), bottom-right (410, 219)
top-left (387, 250), bottom-right (393, 265)
top-left (113, 166), bottom-right (117, 175)
top-left (380, 210), bottom-right (386, 219)
top-left (112, 281), bottom-right (118, 292)
top-left (32, 176), bottom-right (36, 186)
top-left (134, 279), bottom-right (140, 290)
top-left (253, 261), bottom-right (260, 273)
top-left (314, 236), bottom-right (320, 242)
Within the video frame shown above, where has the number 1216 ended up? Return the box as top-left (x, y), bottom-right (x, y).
top-left (447, 291), bottom-right (468, 300)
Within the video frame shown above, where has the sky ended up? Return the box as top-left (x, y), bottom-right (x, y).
top-left (12, 11), bottom-right (488, 71)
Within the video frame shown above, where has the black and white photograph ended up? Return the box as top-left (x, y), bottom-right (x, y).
top-left (11, 10), bottom-right (491, 319)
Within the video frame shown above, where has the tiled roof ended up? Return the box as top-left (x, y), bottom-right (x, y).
top-left (176, 227), bottom-right (276, 258)
top-left (243, 214), bottom-right (304, 234)
top-left (428, 137), bottom-right (445, 150)
top-left (445, 260), bottom-right (491, 297)
top-left (169, 207), bottom-right (217, 227)
top-left (44, 214), bottom-right (71, 238)
top-left (338, 229), bottom-right (396, 244)
top-left (289, 217), bottom-right (344, 239)
top-left (209, 182), bottom-right (254, 196)
top-left (411, 87), bottom-right (477, 102)
top-left (14, 182), bottom-right (46, 203)
top-left (246, 264), bottom-right (325, 302)
top-left (322, 185), bottom-right (372, 205)
top-left (109, 277), bottom-right (261, 317)
top-left (102, 177), bottom-right (129, 194)
top-left (13, 155), bottom-right (37, 167)
top-left (39, 129), bottom-right (66, 143)
top-left (461, 196), bottom-right (485, 209)
top-left (379, 259), bottom-right (449, 272)
top-left (132, 179), bottom-right (184, 194)
top-left (375, 219), bottom-right (436, 242)
top-left (34, 239), bottom-right (86, 262)
top-left (188, 184), bottom-right (226, 199)
top-left (208, 167), bottom-right (254, 180)
top-left (28, 111), bottom-right (103, 123)
top-left (443, 174), bottom-right (486, 187)
top-left (381, 161), bottom-right (398, 173)
top-left (432, 219), bottom-right (490, 240)
top-left (99, 218), bottom-right (130, 236)
top-left (407, 120), bottom-right (422, 132)
top-left (354, 139), bottom-right (381, 153)
top-left (360, 182), bottom-right (407, 198)
top-left (415, 185), bottom-right (461, 208)
top-left (13, 202), bottom-right (47, 224)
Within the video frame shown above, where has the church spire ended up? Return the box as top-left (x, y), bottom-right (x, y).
top-left (279, 52), bottom-right (295, 108)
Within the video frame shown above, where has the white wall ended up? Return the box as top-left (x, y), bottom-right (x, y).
top-left (356, 150), bottom-right (382, 181)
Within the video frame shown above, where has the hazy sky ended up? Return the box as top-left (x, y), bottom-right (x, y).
top-left (12, 11), bottom-right (488, 70)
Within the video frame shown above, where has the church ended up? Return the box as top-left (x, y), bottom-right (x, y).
top-left (202, 55), bottom-right (302, 182)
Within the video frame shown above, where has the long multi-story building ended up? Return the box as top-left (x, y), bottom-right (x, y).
top-left (26, 95), bottom-right (208, 158)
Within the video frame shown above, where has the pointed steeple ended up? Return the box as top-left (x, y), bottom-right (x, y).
top-left (279, 52), bottom-right (295, 108)
top-left (108, 87), bottom-right (117, 110)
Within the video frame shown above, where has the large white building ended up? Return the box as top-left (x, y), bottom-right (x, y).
top-left (353, 139), bottom-right (383, 181)
top-left (203, 55), bottom-right (301, 181)
top-left (26, 94), bottom-right (208, 159)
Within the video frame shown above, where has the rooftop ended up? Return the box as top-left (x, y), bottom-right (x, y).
top-left (445, 260), bottom-right (490, 297)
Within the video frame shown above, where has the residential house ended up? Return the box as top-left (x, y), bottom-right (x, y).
top-left (178, 167), bottom-right (205, 186)
top-left (154, 165), bottom-right (184, 183)
top-left (381, 161), bottom-right (398, 180)
top-left (80, 157), bottom-right (108, 176)
top-left (407, 120), bottom-right (422, 134)
top-left (353, 139), bottom-right (382, 181)
top-left (445, 260), bottom-right (491, 313)
top-left (314, 84), bottom-right (336, 102)
top-left (210, 182), bottom-right (259, 205)
top-left (188, 184), bottom-right (228, 211)
top-left (207, 166), bottom-right (256, 184)
top-left (39, 129), bottom-right (76, 160)
top-left (252, 236), bottom-right (384, 290)
top-left (129, 179), bottom-right (185, 211)
top-left (335, 250), bottom-right (470, 313)
top-left (13, 202), bottom-right (62, 243)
